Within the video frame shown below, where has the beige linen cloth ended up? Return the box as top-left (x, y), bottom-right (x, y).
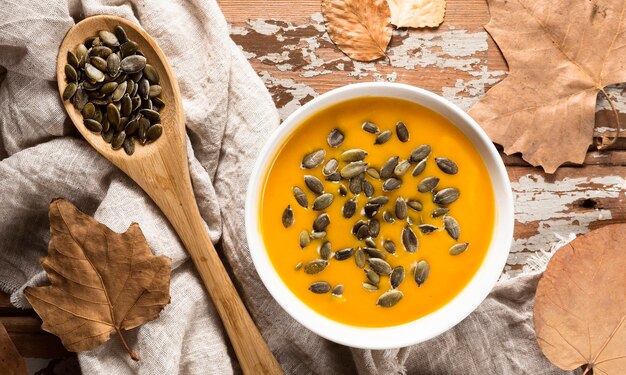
top-left (0, 0), bottom-right (578, 374)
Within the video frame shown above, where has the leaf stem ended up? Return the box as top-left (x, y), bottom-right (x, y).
top-left (595, 89), bottom-right (621, 150)
top-left (116, 327), bottom-right (139, 361)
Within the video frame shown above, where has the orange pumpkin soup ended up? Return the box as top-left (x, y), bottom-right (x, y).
top-left (260, 97), bottom-right (495, 327)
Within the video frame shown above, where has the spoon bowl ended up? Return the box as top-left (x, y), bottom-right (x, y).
top-left (57, 15), bottom-right (282, 374)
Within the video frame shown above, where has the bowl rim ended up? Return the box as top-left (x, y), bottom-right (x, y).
top-left (245, 82), bottom-right (514, 349)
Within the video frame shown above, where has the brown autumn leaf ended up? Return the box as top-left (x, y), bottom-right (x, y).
top-left (24, 199), bottom-right (171, 360)
top-left (468, 0), bottom-right (626, 173)
top-left (0, 322), bottom-right (28, 375)
top-left (534, 224), bottom-right (626, 374)
top-left (322, 0), bottom-right (393, 62)
top-left (387, 0), bottom-right (446, 28)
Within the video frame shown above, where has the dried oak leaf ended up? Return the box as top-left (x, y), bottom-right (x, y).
top-left (468, 0), bottom-right (626, 173)
top-left (0, 322), bottom-right (27, 375)
top-left (24, 199), bottom-right (171, 360)
top-left (322, 0), bottom-right (393, 62)
top-left (387, 0), bottom-right (446, 28)
top-left (534, 224), bottom-right (626, 374)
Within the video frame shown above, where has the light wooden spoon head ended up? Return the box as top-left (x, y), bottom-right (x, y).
top-left (56, 15), bottom-right (186, 187)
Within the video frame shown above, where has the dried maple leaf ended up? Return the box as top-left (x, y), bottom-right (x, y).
top-left (24, 199), bottom-right (171, 360)
top-left (0, 322), bottom-right (27, 375)
top-left (322, 0), bottom-right (393, 61)
top-left (534, 224), bottom-right (626, 374)
top-left (387, 0), bottom-right (446, 28)
top-left (468, 0), bottom-right (626, 173)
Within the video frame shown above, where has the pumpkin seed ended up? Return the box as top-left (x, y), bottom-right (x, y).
top-left (304, 259), bottom-right (328, 274)
top-left (292, 186), bottom-right (308, 208)
top-left (83, 118), bottom-right (102, 133)
top-left (355, 248), bottom-right (366, 268)
top-left (302, 149), bottom-right (326, 169)
top-left (335, 248), bottom-right (354, 260)
top-left (90, 56), bottom-right (108, 72)
top-left (435, 157), bottom-right (458, 175)
top-left (349, 177), bottom-right (362, 195)
top-left (75, 44), bottom-right (88, 65)
top-left (341, 162), bottom-right (367, 179)
top-left (143, 64), bottom-right (160, 84)
top-left (396, 121), bottom-right (409, 142)
top-left (327, 128), bottom-right (344, 147)
top-left (364, 247), bottom-right (386, 259)
top-left (107, 103), bottom-right (121, 130)
top-left (375, 130), bottom-right (392, 145)
top-left (299, 230), bottom-right (311, 248)
top-left (84, 63), bottom-right (105, 82)
top-left (418, 177), bottom-right (439, 193)
top-left (140, 108), bottom-right (160, 122)
top-left (101, 81), bottom-right (118, 94)
top-left (313, 193), bottom-right (334, 211)
top-left (368, 218), bottom-right (380, 237)
top-left (120, 40), bottom-right (138, 58)
top-left (343, 198), bottom-right (357, 218)
top-left (362, 282), bottom-right (379, 291)
top-left (102, 128), bottom-right (114, 143)
top-left (368, 258), bottom-right (392, 275)
top-left (362, 180), bottom-right (374, 197)
top-left (65, 64), bottom-right (77, 82)
top-left (362, 121), bottom-right (379, 134)
top-left (383, 240), bottom-right (396, 254)
top-left (363, 203), bottom-right (380, 218)
top-left (111, 81), bottom-right (128, 102)
top-left (409, 144), bottom-right (431, 163)
top-left (394, 160), bottom-right (411, 177)
top-left (326, 172), bottom-right (341, 182)
top-left (395, 197), bottom-right (407, 220)
top-left (320, 241), bottom-right (332, 260)
top-left (111, 131), bottom-right (126, 150)
top-left (62, 82), bottom-right (78, 100)
top-left (390, 266), bottom-right (405, 289)
top-left (402, 226), bottom-right (418, 253)
top-left (383, 210), bottom-right (395, 223)
top-left (341, 149), bottom-right (368, 162)
top-left (407, 199), bottom-right (423, 212)
top-left (304, 175), bottom-right (324, 195)
top-left (123, 137), bottom-right (135, 155)
top-left (414, 260), bottom-right (430, 286)
top-left (443, 215), bottom-right (460, 240)
top-left (365, 238), bottom-right (377, 248)
top-left (107, 53), bottom-right (121, 77)
top-left (338, 184), bottom-right (348, 196)
top-left (365, 269), bottom-right (380, 285)
top-left (82, 102), bottom-right (95, 119)
top-left (377, 290), bottom-right (403, 307)
top-left (352, 220), bottom-right (367, 235)
top-left (419, 224), bottom-right (438, 234)
top-left (369, 196), bottom-right (389, 206)
top-left (382, 178), bottom-right (401, 192)
top-left (450, 242), bottom-right (469, 256)
top-left (310, 231), bottom-right (326, 240)
top-left (120, 55), bottom-right (147, 74)
top-left (90, 46), bottom-right (113, 59)
top-left (146, 124), bottom-right (163, 142)
top-left (332, 284), bottom-right (344, 296)
top-left (309, 281), bottom-right (331, 294)
top-left (356, 224), bottom-right (370, 240)
top-left (432, 207), bottom-right (450, 217)
top-left (322, 158), bottom-right (339, 176)
top-left (433, 188), bottom-right (460, 206)
top-left (113, 25), bottom-right (128, 44)
top-left (98, 30), bottom-right (119, 47)
top-left (366, 167), bottom-right (380, 179)
top-left (313, 213), bottom-right (330, 232)
top-left (67, 51), bottom-right (79, 68)
top-left (72, 87), bottom-right (88, 110)
top-left (380, 156), bottom-right (399, 179)
top-left (412, 158), bottom-right (428, 176)
top-left (282, 205), bottom-right (294, 228)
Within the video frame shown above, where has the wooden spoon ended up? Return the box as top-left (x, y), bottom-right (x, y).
top-left (56, 15), bottom-right (283, 374)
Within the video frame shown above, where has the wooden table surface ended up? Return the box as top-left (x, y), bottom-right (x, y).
top-left (5, 0), bottom-right (625, 359)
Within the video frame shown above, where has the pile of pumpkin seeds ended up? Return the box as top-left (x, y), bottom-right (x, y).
top-left (282, 121), bottom-right (469, 308)
top-left (63, 25), bottom-right (164, 155)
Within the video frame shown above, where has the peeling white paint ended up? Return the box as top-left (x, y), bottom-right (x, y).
top-left (441, 67), bottom-right (506, 110)
top-left (258, 71), bottom-right (319, 120)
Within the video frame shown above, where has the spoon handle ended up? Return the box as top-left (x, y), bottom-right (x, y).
top-left (169, 201), bottom-right (283, 374)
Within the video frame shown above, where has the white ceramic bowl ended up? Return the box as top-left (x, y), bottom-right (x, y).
top-left (245, 82), bottom-right (513, 349)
